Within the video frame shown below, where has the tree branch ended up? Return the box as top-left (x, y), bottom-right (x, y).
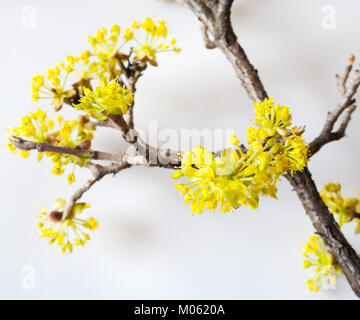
top-left (127, 76), bottom-right (138, 129)
top-left (10, 136), bottom-right (125, 162)
top-left (286, 168), bottom-right (360, 297)
top-left (176, 0), bottom-right (360, 297)
top-left (201, 24), bottom-right (217, 49)
top-left (91, 119), bottom-right (118, 129)
top-left (10, 134), bottom-right (181, 169)
top-left (176, 0), bottom-right (268, 101)
top-left (63, 162), bottom-right (132, 219)
top-left (310, 56), bottom-right (360, 155)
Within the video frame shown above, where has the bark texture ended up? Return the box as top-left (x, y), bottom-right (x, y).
top-left (286, 168), bottom-right (360, 296)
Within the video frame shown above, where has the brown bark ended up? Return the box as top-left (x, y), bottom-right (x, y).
top-left (286, 168), bottom-right (360, 297)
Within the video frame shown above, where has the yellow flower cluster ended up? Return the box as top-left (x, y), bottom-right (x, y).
top-left (74, 79), bottom-right (133, 120)
top-left (247, 97), bottom-right (308, 174)
top-left (88, 24), bottom-right (130, 80)
top-left (131, 18), bottom-right (180, 66)
top-left (172, 143), bottom-right (278, 214)
top-left (31, 51), bottom-right (95, 111)
top-left (321, 183), bottom-right (360, 231)
top-left (30, 18), bottom-right (179, 116)
top-left (87, 18), bottom-right (180, 76)
top-left (8, 18), bottom-right (181, 254)
top-left (7, 110), bottom-right (94, 184)
top-left (172, 98), bottom-right (309, 214)
top-left (37, 199), bottom-right (98, 254)
top-left (302, 234), bottom-right (342, 292)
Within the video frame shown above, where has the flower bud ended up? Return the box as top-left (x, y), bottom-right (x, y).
top-left (172, 170), bottom-right (184, 179)
top-left (76, 140), bottom-right (91, 150)
top-left (49, 211), bottom-right (63, 222)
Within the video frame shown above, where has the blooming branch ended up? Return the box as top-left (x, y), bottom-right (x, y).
top-left (10, 136), bottom-right (124, 162)
top-left (7, 4), bottom-right (360, 297)
top-left (175, 0), bottom-right (360, 297)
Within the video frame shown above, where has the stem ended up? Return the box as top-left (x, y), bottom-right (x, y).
top-left (286, 168), bottom-right (360, 297)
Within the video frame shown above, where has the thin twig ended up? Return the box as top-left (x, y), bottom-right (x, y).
top-left (127, 76), bottom-right (138, 129)
top-left (11, 136), bottom-right (125, 162)
top-left (91, 119), bottom-right (118, 129)
top-left (10, 134), bottom-right (181, 169)
top-left (310, 57), bottom-right (360, 155)
top-left (63, 162), bottom-right (132, 219)
top-left (201, 25), bottom-right (217, 49)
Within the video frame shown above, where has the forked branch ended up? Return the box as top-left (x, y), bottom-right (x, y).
top-left (62, 162), bottom-right (133, 219)
top-left (310, 56), bottom-right (360, 155)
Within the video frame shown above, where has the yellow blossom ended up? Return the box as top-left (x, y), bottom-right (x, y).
top-left (67, 173), bottom-right (76, 185)
top-left (88, 24), bottom-right (131, 80)
top-left (37, 199), bottom-right (98, 254)
top-left (19, 150), bottom-right (30, 159)
top-left (110, 24), bottom-right (120, 35)
top-left (130, 17), bottom-right (180, 66)
top-left (247, 97), bottom-right (309, 175)
top-left (173, 144), bottom-right (275, 214)
top-left (172, 98), bottom-right (308, 215)
top-left (321, 182), bottom-right (360, 231)
top-left (228, 134), bottom-right (240, 146)
top-left (7, 111), bottom-right (94, 180)
top-left (32, 65), bottom-right (75, 111)
top-left (31, 51), bottom-right (97, 111)
top-left (124, 28), bottom-right (134, 42)
top-left (74, 79), bottom-right (133, 120)
top-left (302, 234), bottom-right (342, 291)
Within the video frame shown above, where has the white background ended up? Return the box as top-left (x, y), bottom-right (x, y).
top-left (1, 0), bottom-right (360, 299)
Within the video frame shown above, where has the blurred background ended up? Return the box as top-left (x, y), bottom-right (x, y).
top-left (1, 0), bottom-right (360, 299)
